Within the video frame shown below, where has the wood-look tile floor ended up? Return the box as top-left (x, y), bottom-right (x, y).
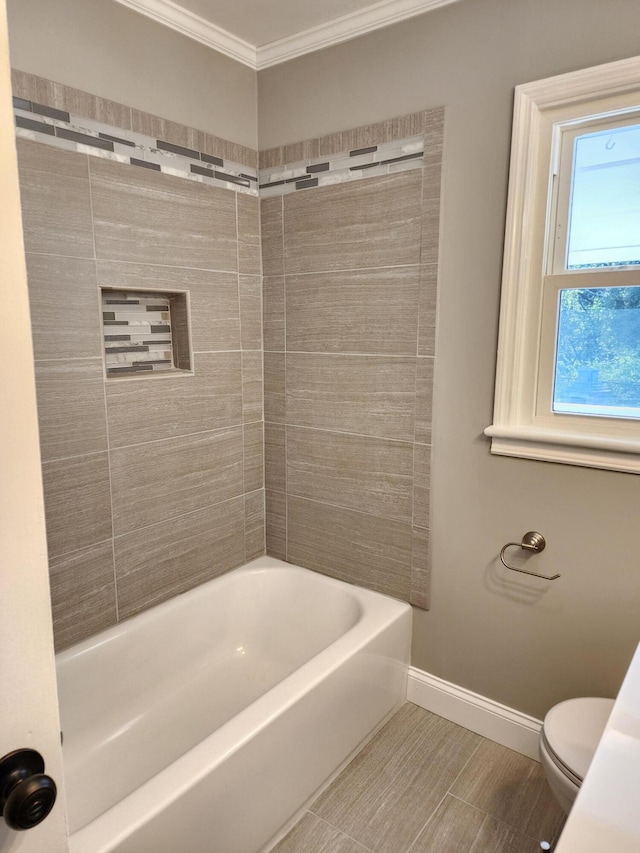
top-left (271, 702), bottom-right (565, 853)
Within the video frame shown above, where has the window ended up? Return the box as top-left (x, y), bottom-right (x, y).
top-left (486, 55), bottom-right (640, 473)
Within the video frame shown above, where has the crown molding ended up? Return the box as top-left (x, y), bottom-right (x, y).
top-left (113, 0), bottom-right (462, 71)
top-left (256, 0), bottom-right (461, 69)
top-left (112, 0), bottom-right (257, 68)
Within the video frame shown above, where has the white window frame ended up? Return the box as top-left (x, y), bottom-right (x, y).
top-left (485, 55), bottom-right (640, 474)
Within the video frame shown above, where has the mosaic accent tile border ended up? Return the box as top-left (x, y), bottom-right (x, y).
top-left (14, 95), bottom-right (426, 199)
top-left (258, 109), bottom-right (436, 169)
top-left (13, 97), bottom-right (258, 196)
top-left (258, 135), bottom-right (425, 198)
top-left (102, 290), bottom-right (181, 377)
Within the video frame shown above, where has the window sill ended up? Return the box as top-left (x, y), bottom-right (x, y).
top-left (484, 424), bottom-right (640, 474)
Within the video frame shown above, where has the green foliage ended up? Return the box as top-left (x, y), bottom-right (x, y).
top-left (554, 287), bottom-right (640, 407)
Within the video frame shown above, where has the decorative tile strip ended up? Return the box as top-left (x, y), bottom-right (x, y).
top-left (13, 98), bottom-right (258, 196)
top-left (14, 93), bottom-right (426, 199)
top-left (258, 134), bottom-right (425, 197)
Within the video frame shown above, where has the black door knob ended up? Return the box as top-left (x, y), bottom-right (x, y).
top-left (0, 749), bottom-right (57, 830)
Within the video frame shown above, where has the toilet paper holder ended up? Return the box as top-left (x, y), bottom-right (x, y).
top-left (499, 531), bottom-right (560, 580)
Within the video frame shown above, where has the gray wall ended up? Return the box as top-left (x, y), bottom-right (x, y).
top-left (259, 0), bottom-right (640, 719)
top-left (6, 0), bottom-right (258, 148)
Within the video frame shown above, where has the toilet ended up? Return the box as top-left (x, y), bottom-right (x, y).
top-left (539, 697), bottom-right (614, 814)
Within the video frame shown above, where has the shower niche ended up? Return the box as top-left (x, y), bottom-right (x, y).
top-left (100, 288), bottom-right (192, 378)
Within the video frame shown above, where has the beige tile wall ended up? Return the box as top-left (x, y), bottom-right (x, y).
top-left (262, 109), bottom-right (443, 607)
top-left (17, 133), bottom-right (264, 651)
top-left (17, 72), bottom-right (442, 646)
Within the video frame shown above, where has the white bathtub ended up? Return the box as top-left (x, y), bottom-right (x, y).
top-left (56, 555), bottom-right (411, 853)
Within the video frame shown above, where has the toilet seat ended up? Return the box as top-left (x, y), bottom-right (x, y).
top-left (541, 727), bottom-right (582, 788)
top-left (542, 697), bottom-right (614, 784)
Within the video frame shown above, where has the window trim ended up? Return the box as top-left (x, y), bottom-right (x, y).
top-left (485, 55), bottom-right (640, 474)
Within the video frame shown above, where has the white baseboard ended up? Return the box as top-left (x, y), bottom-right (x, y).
top-left (407, 667), bottom-right (542, 761)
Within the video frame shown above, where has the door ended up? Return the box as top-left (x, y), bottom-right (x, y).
top-left (0, 1), bottom-right (69, 850)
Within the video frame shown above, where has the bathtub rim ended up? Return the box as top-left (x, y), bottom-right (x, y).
top-left (56, 555), bottom-right (403, 668)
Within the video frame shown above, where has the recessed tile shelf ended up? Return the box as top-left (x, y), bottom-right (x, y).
top-left (101, 289), bottom-right (192, 378)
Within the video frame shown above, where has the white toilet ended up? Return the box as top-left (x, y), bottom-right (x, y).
top-left (539, 697), bottom-right (614, 814)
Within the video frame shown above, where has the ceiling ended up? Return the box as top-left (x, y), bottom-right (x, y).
top-left (113, 0), bottom-right (460, 70)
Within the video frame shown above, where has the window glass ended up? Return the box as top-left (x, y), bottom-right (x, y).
top-left (553, 285), bottom-right (640, 418)
top-left (567, 123), bottom-right (640, 269)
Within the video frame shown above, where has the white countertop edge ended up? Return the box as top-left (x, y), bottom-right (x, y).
top-left (556, 641), bottom-right (640, 851)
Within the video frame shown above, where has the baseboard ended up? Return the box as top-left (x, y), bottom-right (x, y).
top-left (407, 667), bottom-right (542, 761)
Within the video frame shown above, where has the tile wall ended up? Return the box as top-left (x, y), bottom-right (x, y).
top-left (13, 72), bottom-right (264, 651)
top-left (14, 70), bottom-right (442, 646)
top-left (261, 109), bottom-right (443, 607)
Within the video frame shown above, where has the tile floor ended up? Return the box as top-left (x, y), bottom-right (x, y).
top-left (271, 702), bottom-right (565, 853)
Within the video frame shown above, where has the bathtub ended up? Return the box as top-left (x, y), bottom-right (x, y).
top-left (56, 555), bottom-right (411, 853)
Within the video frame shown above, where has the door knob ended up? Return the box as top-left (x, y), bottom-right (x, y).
top-left (0, 749), bottom-right (57, 830)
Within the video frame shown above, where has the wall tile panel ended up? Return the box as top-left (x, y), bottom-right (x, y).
top-left (263, 275), bottom-right (285, 352)
top-left (242, 351), bottom-right (263, 422)
top-left (16, 139), bottom-right (94, 257)
top-left (265, 490), bottom-right (287, 560)
top-left (265, 422), bottom-right (286, 494)
top-left (49, 542), bottom-right (118, 652)
top-left (264, 352), bottom-right (285, 424)
top-left (243, 421), bottom-right (265, 494)
top-left (287, 427), bottom-right (414, 522)
top-left (415, 357), bottom-right (435, 445)
top-left (418, 264), bottom-right (438, 358)
top-left (35, 359), bottom-right (108, 461)
top-left (114, 496), bottom-right (246, 620)
top-left (90, 157), bottom-right (238, 270)
top-left (110, 427), bottom-right (244, 536)
top-left (285, 267), bottom-right (419, 355)
top-left (260, 196), bottom-right (284, 276)
top-left (105, 352), bottom-right (243, 447)
top-left (286, 353), bottom-right (416, 442)
top-left (413, 444), bottom-right (431, 529)
top-left (237, 192), bottom-right (262, 276)
top-left (42, 453), bottom-right (113, 559)
top-left (283, 171), bottom-right (422, 273)
top-left (411, 526), bottom-right (430, 609)
top-left (240, 275), bottom-right (263, 351)
top-left (287, 496), bottom-right (412, 601)
top-left (27, 253), bottom-right (101, 360)
top-left (244, 489), bottom-right (265, 561)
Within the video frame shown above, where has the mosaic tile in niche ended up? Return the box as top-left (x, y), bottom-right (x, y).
top-left (101, 289), bottom-right (192, 377)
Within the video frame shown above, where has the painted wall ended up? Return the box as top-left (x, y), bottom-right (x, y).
top-left (6, 0), bottom-right (258, 148)
top-left (259, 0), bottom-right (640, 719)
